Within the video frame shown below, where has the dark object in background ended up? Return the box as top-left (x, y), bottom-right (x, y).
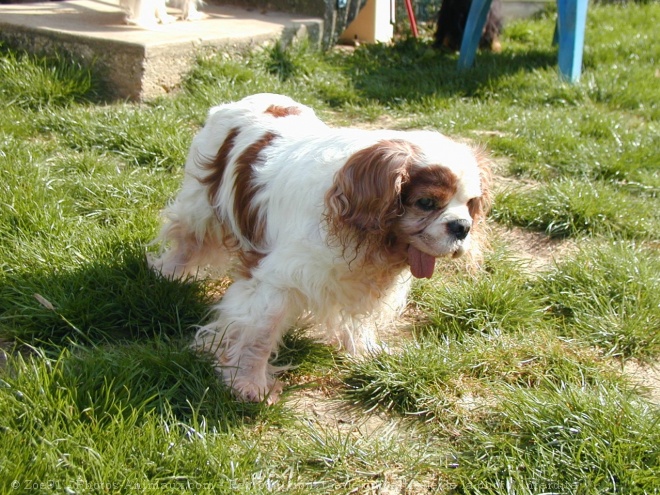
top-left (433, 0), bottom-right (503, 52)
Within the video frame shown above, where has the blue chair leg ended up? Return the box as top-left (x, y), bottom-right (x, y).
top-left (556, 0), bottom-right (589, 82)
top-left (457, 0), bottom-right (494, 70)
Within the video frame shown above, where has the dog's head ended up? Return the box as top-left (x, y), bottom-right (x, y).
top-left (325, 132), bottom-right (491, 278)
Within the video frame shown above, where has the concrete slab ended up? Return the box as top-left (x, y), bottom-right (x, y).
top-left (0, 0), bottom-right (324, 100)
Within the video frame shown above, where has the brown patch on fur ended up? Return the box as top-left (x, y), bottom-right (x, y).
top-left (465, 148), bottom-right (494, 269)
top-left (325, 139), bottom-right (421, 264)
top-left (265, 105), bottom-right (302, 118)
top-left (471, 147), bottom-right (494, 222)
top-left (233, 132), bottom-right (277, 247)
top-left (200, 127), bottom-right (240, 212)
top-left (326, 140), bottom-right (418, 234)
top-left (235, 250), bottom-right (267, 279)
top-left (402, 165), bottom-right (458, 209)
top-left (468, 197), bottom-right (483, 220)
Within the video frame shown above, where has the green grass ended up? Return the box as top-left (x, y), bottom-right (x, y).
top-left (540, 242), bottom-right (660, 360)
top-left (411, 248), bottom-right (548, 337)
top-left (493, 179), bottom-right (660, 238)
top-left (451, 382), bottom-right (660, 495)
top-left (1, 2), bottom-right (659, 493)
top-left (0, 46), bottom-right (99, 109)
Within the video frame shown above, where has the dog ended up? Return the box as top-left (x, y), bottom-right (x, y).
top-left (148, 93), bottom-right (492, 403)
top-left (119, 0), bottom-right (204, 26)
top-left (433, 0), bottom-right (503, 52)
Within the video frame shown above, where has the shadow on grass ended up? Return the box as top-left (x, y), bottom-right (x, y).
top-left (0, 245), bottom-right (339, 427)
top-left (342, 38), bottom-right (557, 103)
top-left (0, 246), bottom-right (210, 346)
top-left (0, 245), bottom-right (260, 427)
top-left (58, 341), bottom-right (269, 428)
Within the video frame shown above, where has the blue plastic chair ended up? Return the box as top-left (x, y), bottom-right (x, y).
top-left (457, 0), bottom-right (589, 82)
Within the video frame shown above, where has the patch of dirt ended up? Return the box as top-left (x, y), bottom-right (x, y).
top-left (492, 223), bottom-right (578, 271)
top-left (492, 173), bottom-right (540, 193)
top-left (282, 384), bottom-right (442, 494)
top-left (286, 386), bottom-right (392, 437)
top-left (623, 360), bottom-right (660, 406)
top-left (323, 111), bottom-right (403, 130)
top-left (350, 114), bottom-right (401, 130)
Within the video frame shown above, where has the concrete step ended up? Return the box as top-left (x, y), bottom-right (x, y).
top-left (0, 0), bottom-right (324, 100)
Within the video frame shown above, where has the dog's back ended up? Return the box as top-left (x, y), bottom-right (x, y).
top-left (148, 94), bottom-right (327, 278)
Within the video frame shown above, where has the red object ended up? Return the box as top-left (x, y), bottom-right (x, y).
top-left (404, 0), bottom-right (419, 37)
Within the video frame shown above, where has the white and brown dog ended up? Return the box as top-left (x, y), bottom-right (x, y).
top-left (149, 93), bottom-right (491, 403)
top-left (120, 0), bottom-right (204, 26)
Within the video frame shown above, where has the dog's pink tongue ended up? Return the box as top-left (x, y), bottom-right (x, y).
top-left (408, 245), bottom-right (436, 279)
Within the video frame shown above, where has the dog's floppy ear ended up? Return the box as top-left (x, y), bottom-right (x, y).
top-left (464, 147), bottom-right (493, 268)
top-left (325, 139), bottom-right (416, 239)
top-left (468, 147), bottom-right (493, 223)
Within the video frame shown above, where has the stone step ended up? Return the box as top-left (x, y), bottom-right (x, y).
top-left (0, 0), bottom-right (324, 100)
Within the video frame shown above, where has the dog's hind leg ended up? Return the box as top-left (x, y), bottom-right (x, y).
top-left (148, 212), bottom-right (233, 280)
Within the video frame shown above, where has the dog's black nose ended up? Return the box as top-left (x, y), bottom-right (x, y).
top-left (447, 219), bottom-right (471, 240)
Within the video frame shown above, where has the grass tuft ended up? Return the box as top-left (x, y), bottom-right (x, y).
top-left (0, 351), bottom-right (271, 494)
top-left (539, 241), bottom-right (660, 360)
top-left (493, 180), bottom-right (660, 239)
top-left (0, 46), bottom-right (98, 108)
top-left (412, 247), bottom-right (546, 338)
top-left (451, 382), bottom-right (660, 495)
top-left (343, 330), bottom-right (620, 427)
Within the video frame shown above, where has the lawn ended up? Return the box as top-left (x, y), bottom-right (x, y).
top-left (1, 2), bottom-right (659, 494)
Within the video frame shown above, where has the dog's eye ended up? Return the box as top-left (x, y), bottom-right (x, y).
top-left (416, 198), bottom-right (437, 211)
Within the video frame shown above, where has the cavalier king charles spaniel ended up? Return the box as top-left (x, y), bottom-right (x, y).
top-left (149, 94), bottom-right (491, 403)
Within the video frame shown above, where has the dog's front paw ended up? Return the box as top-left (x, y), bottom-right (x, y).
top-left (232, 378), bottom-right (283, 405)
top-left (124, 16), bottom-right (158, 27)
top-left (157, 13), bottom-right (177, 24)
top-left (182, 10), bottom-right (206, 21)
